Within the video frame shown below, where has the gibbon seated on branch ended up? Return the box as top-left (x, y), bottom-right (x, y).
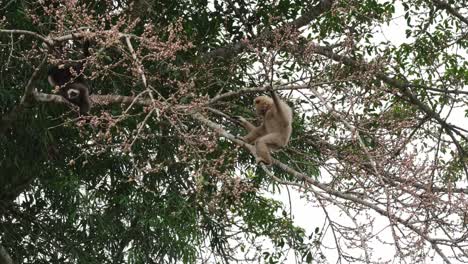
top-left (47, 40), bottom-right (91, 115)
top-left (236, 89), bottom-right (293, 165)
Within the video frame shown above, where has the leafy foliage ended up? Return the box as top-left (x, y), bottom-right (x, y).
top-left (0, 0), bottom-right (467, 263)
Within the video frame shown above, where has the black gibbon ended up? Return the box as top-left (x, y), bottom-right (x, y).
top-left (236, 90), bottom-right (293, 165)
top-left (47, 40), bottom-right (91, 115)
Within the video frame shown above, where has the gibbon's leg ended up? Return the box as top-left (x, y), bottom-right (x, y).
top-left (255, 133), bottom-right (284, 165)
top-left (78, 93), bottom-right (91, 115)
top-left (242, 126), bottom-right (266, 144)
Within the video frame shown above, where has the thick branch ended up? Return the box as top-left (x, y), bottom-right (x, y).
top-left (0, 29), bottom-right (53, 46)
top-left (291, 0), bottom-right (334, 28)
top-left (0, 29), bottom-right (138, 47)
top-left (192, 112), bottom-right (256, 155)
top-left (205, 0), bottom-right (333, 59)
top-left (432, 0), bottom-right (468, 25)
top-left (33, 92), bottom-right (152, 107)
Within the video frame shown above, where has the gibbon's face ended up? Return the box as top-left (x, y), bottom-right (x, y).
top-left (67, 89), bottom-right (80, 100)
top-left (254, 96), bottom-right (273, 117)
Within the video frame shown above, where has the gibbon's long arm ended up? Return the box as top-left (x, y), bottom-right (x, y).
top-left (82, 40), bottom-right (90, 57)
top-left (269, 90), bottom-right (288, 123)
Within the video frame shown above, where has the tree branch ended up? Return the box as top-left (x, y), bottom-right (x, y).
top-left (125, 36), bottom-right (147, 87)
top-left (193, 111), bottom-right (456, 264)
top-left (204, 0), bottom-right (333, 59)
top-left (33, 92), bottom-right (152, 107)
top-left (0, 29), bottom-right (53, 46)
top-left (208, 81), bottom-right (341, 104)
top-left (0, 29), bottom-right (139, 47)
top-left (432, 0), bottom-right (468, 25)
top-left (312, 45), bottom-right (468, 143)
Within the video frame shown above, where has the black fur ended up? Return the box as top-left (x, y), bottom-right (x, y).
top-left (48, 40), bottom-right (91, 115)
top-left (60, 83), bottom-right (90, 114)
top-left (47, 63), bottom-right (84, 86)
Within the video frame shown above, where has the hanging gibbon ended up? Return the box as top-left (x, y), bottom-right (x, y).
top-left (236, 90), bottom-right (293, 165)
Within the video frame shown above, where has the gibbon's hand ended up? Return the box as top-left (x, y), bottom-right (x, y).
top-left (236, 136), bottom-right (247, 142)
top-left (233, 116), bottom-right (246, 123)
top-left (266, 85), bottom-right (277, 100)
top-left (221, 115), bottom-right (241, 125)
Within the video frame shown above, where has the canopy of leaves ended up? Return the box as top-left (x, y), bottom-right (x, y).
top-left (0, 0), bottom-right (467, 263)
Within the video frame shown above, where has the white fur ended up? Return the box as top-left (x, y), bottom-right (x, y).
top-left (67, 89), bottom-right (80, 99)
top-left (47, 76), bottom-right (56, 87)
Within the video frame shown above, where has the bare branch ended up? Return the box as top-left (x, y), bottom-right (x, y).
top-left (125, 36), bottom-right (147, 87)
top-left (0, 29), bottom-right (53, 46)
